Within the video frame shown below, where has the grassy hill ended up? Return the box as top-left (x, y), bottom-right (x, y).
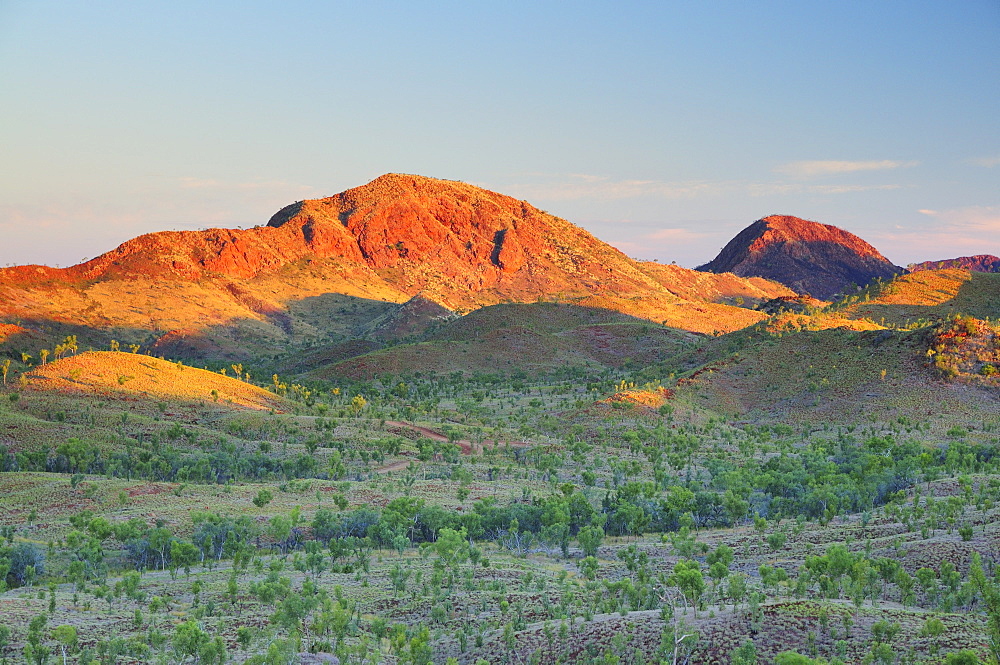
top-left (309, 302), bottom-right (701, 379)
top-left (834, 269), bottom-right (1000, 327)
top-left (24, 351), bottom-right (286, 411)
top-left (662, 326), bottom-right (1000, 429)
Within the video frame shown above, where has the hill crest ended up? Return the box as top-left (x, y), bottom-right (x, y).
top-left (25, 352), bottom-right (286, 410)
top-left (909, 254), bottom-right (1000, 273)
top-left (697, 215), bottom-right (901, 299)
top-left (0, 175), bottom-right (799, 359)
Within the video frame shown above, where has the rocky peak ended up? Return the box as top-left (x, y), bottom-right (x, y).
top-left (697, 215), bottom-right (901, 300)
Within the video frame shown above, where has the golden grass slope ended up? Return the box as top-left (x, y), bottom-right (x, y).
top-left (764, 311), bottom-right (886, 334)
top-left (24, 351), bottom-right (286, 411)
top-left (637, 262), bottom-right (795, 304)
top-left (836, 269), bottom-right (1000, 327)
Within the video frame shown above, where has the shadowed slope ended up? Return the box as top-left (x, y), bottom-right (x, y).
top-left (311, 302), bottom-right (699, 379)
top-left (665, 326), bottom-right (999, 426)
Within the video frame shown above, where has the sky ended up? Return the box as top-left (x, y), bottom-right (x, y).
top-left (1, 1), bottom-right (998, 269)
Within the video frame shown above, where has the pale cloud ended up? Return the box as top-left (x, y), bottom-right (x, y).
top-left (868, 205), bottom-right (1000, 264)
top-left (647, 228), bottom-right (713, 241)
top-left (968, 155), bottom-right (1000, 168)
top-left (774, 160), bottom-right (918, 178)
top-left (938, 206), bottom-right (1000, 233)
top-left (497, 173), bottom-right (908, 204)
top-left (566, 173), bottom-right (611, 184)
top-left (178, 177), bottom-right (319, 195)
top-left (594, 224), bottom-right (728, 265)
top-left (806, 184), bottom-right (903, 194)
top-left (501, 175), bottom-right (719, 202)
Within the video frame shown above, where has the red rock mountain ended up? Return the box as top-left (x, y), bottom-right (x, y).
top-left (0, 174), bottom-right (795, 358)
top-left (697, 215), bottom-right (901, 300)
top-left (908, 255), bottom-right (1000, 274)
top-left (259, 173), bottom-right (674, 308)
top-left (17, 174), bottom-right (692, 306)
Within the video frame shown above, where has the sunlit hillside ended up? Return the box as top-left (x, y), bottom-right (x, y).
top-left (24, 351), bottom-right (286, 411)
top-left (836, 269), bottom-right (1000, 327)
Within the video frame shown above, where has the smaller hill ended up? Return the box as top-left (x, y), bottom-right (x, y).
top-left (664, 326), bottom-right (1000, 427)
top-left (311, 302), bottom-right (699, 379)
top-left (24, 352), bottom-right (286, 411)
top-left (363, 294), bottom-right (455, 341)
top-left (834, 270), bottom-right (1000, 328)
top-left (698, 215), bottom-right (901, 299)
top-left (635, 262), bottom-right (795, 305)
top-left (909, 254), bottom-right (1000, 273)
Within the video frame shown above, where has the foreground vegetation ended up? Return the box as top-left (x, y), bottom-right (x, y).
top-left (1, 302), bottom-right (999, 663)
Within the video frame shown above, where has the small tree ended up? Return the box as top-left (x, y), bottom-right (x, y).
top-left (943, 650), bottom-right (984, 665)
top-left (172, 620), bottom-right (210, 663)
top-left (23, 613), bottom-right (50, 665)
top-left (169, 540), bottom-right (199, 579)
top-left (0, 624), bottom-right (10, 657)
top-left (577, 524), bottom-right (604, 558)
top-left (731, 638), bottom-right (757, 665)
top-left (253, 489), bottom-right (273, 509)
top-left (970, 553), bottom-right (1000, 663)
top-left (671, 559), bottom-right (705, 615)
top-left (52, 625), bottom-right (77, 665)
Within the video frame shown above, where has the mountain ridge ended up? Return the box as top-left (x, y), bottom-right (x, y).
top-left (0, 174), bottom-right (795, 360)
top-left (909, 254), bottom-right (1000, 273)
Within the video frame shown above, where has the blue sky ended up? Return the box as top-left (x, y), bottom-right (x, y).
top-left (1, 1), bottom-right (997, 269)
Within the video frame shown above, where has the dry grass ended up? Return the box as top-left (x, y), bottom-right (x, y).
top-left (765, 311), bottom-right (886, 333)
top-left (600, 387), bottom-right (672, 408)
top-left (670, 327), bottom-right (1000, 429)
top-left (838, 270), bottom-right (1000, 327)
top-left (24, 351), bottom-right (286, 411)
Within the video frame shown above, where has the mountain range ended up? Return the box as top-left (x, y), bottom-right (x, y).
top-left (0, 174), bottom-right (796, 360)
top-left (0, 173), bottom-right (995, 374)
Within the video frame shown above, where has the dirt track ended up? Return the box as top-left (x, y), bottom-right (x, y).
top-left (374, 420), bottom-right (531, 473)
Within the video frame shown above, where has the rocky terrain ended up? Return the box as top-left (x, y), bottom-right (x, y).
top-left (697, 215), bottom-right (902, 300)
top-left (0, 175), bottom-right (793, 361)
top-left (909, 254), bottom-right (1000, 273)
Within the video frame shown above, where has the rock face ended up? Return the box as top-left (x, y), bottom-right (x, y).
top-left (909, 255), bottom-right (1000, 273)
top-left (0, 175), bottom-right (800, 358)
top-left (262, 173), bottom-right (667, 309)
top-left (2, 174), bottom-right (792, 314)
top-left (697, 215), bottom-right (901, 300)
top-left (12, 174), bottom-right (664, 309)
